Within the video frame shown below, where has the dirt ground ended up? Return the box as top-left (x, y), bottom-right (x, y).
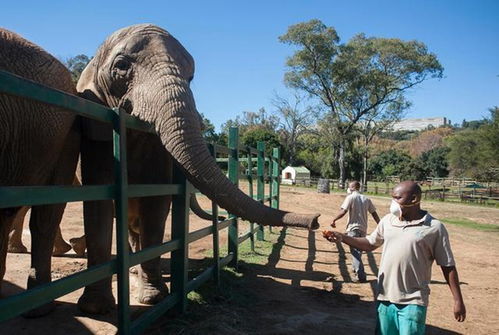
top-left (2, 185), bottom-right (499, 334)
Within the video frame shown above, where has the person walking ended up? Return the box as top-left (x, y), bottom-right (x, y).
top-left (325, 181), bottom-right (466, 334)
top-left (331, 181), bottom-right (380, 282)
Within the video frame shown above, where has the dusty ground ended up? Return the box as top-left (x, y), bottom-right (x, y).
top-left (2, 185), bottom-right (499, 334)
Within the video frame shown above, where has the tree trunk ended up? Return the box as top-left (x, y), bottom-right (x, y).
top-left (362, 149), bottom-right (368, 192)
top-left (338, 141), bottom-right (345, 189)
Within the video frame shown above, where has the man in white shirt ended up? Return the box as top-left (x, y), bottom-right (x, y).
top-left (325, 181), bottom-right (466, 334)
top-left (331, 181), bottom-right (380, 282)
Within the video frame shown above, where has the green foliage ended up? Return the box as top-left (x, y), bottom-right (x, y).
top-left (417, 147), bottom-right (450, 178)
top-left (242, 127), bottom-right (281, 157)
top-left (368, 146), bottom-right (451, 181)
top-left (221, 108), bottom-right (278, 137)
top-left (199, 112), bottom-right (225, 145)
top-left (379, 130), bottom-right (419, 141)
top-left (368, 149), bottom-right (412, 181)
top-left (63, 54), bottom-right (91, 84)
top-left (447, 108), bottom-right (499, 181)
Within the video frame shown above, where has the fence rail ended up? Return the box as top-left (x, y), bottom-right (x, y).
top-left (0, 69), bottom-right (281, 334)
top-left (291, 176), bottom-right (499, 206)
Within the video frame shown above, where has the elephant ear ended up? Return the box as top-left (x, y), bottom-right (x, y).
top-left (77, 57), bottom-right (113, 141)
top-left (77, 57), bottom-right (106, 104)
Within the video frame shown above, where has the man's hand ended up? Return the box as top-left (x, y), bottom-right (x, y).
top-left (330, 220), bottom-right (336, 228)
top-left (454, 300), bottom-right (466, 322)
top-left (322, 230), bottom-right (342, 243)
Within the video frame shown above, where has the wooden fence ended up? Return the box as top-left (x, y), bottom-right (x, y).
top-left (291, 177), bottom-right (499, 206)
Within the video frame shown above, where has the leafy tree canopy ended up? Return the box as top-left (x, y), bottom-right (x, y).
top-left (63, 54), bottom-right (91, 84)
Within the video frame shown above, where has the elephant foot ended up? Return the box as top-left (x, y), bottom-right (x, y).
top-left (52, 242), bottom-right (72, 256)
top-left (7, 243), bottom-right (28, 253)
top-left (69, 236), bottom-right (86, 257)
top-left (138, 281), bottom-right (169, 305)
top-left (77, 290), bottom-right (115, 314)
top-left (22, 301), bottom-right (56, 318)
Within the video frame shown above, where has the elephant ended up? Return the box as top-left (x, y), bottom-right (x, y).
top-left (8, 211), bottom-right (72, 255)
top-left (0, 28), bottom-right (80, 315)
top-left (75, 24), bottom-right (320, 314)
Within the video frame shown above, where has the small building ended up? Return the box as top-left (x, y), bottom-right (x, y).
top-left (281, 166), bottom-right (310, 185)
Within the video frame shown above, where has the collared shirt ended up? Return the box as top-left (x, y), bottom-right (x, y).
top-left (340, 191), bottom-right (376, 233)
top-left (366, 212), bottom-right (455, 306)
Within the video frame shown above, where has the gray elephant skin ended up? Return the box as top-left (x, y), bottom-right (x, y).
top-left (0, 28), bottom-right (80, 316)
top-left (75, 24), bottom-right (320, 314)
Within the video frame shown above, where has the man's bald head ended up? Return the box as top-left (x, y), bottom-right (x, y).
top-left (349, 181), bottom-right (361, 191)
top-left (393, 181), bottom-right (422, 204)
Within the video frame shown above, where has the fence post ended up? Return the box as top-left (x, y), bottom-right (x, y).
top-left (267, 155), bottom-right (273, 233)
top-left (271, 147), bottom-right (281, 211)
top-left (256, 141), bottom-right (265, 241)
top-left (208, 144), bottom-right (220, 286)
top-left (246, 147), bottom-right (255, 252)
top-left (171, 165), bottom-right (191, 313)
top-left (228, 127), bottom-right (239, 267)
top-left (113, 108), bottom-right (131, 335)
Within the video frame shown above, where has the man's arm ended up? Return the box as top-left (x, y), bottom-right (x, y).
top-left (441, 266), bottom-right (466, 322)
top-left (371, 211), bottom-right (380, 224)
top-left (326, 232), bottom-right (377, 252)
top-left (331, 209), bottom-right (347, 228)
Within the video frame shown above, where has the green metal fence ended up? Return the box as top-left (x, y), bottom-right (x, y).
top-left (0, 70), bottom-right (280, 334)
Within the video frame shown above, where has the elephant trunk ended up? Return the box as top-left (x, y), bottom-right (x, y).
top-left (141, 80), bottom-right (319, 229)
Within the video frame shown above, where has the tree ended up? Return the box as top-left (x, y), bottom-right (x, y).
top-left (279, 20), bottom-right (443, 188)
top-left (417, 147), bottom-right (450, 178)
top-left (271, 91), bottom-right (318, 165)
top-left (357, 100), bottom-right (407, 190)
top-left (199, 112), bottom-right (223, 144)
top-left (221, 107), bottom-right (278, 137)
top-left (63, 54), bottom-right (91, 84)
top-left (242, 127), bottom-right (281, 157)
top-left (448, 107), bottom-right (499, 180)
top-left (368, 149), bottom-right (412, 181)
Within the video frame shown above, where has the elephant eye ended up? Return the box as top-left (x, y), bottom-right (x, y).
top-left (112, 57), bottom-right (132, 78)
top-left (115, 58), bottom-right (131, 71)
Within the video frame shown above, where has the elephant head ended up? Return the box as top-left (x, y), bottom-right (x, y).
top-left (77, 24), bottom-right (319, 229)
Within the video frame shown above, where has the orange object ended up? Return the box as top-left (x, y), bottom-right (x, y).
top-left (322, 230), bottom-right (333, 239)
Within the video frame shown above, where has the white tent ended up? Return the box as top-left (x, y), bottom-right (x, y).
top-left (281, 166), bottom-right (311, 185)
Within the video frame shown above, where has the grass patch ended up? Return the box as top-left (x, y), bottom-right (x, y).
top-left (441, 218), bottom-right (499, 232)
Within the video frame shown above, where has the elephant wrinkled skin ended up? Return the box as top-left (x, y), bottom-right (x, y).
top-left (0, 29), bottom-right (80, 316)
top-left (75, 24), bottom-right (320, 314)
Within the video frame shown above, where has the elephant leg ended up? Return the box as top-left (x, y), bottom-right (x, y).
top-left (24, 204), bottom-right (65, 317)
top-left (52, 226), bottom-right (72, 256)
top-left (7, 206), bottom-right (29, 254)
top-left (0, 209), bottom-right (18, 296)
top-left (77, 137), bottom-right (115, 314)
top-left (69, 235), bottom-right (86, 257)
top-left (128, 221), bottom-right (140, 275)
top-left (24, 127), bottom-right (80, 317)
top-left (136, 196), bottom-right (170, 305)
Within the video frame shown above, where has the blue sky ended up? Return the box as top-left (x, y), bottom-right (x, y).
top-left (2, 0), bottom-right (498, 130)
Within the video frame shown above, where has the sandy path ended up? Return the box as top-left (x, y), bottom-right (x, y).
top-left (1, 185), bottom-right (499, 334)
